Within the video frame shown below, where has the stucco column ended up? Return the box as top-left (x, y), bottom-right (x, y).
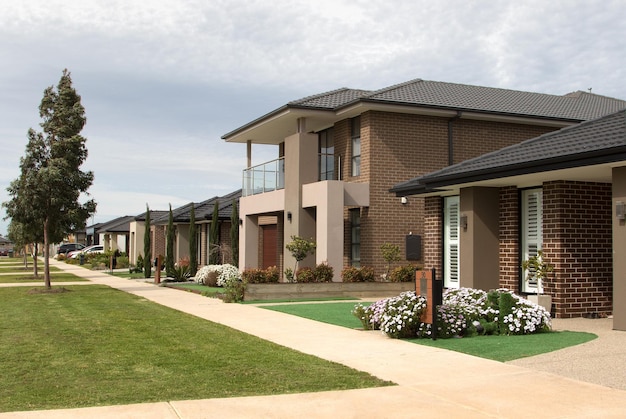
top-left (459, 187), bottom-right (500, 290)
top-left (612, 167), bottom-right (626, 330)
top-left (176, 224), bottom-right (190, 260)
top-left (283, 131), bottom-right (318, 272)
top-left (239, 200), bottom-right (259, 271)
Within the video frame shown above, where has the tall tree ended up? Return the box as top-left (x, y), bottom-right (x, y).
top-left (230, 199), bottom-right (239, 267)
top-left (7, 220), bottom-right (38, 270)
top-left (166, 204), bottom-right (175, 276)
top-left (209, 200), bottom-right (220, 265)
top-left (143, 205), bottom-right (152, 278)
top-left (3, 69), bottom-right (96, 288)
top-left (189, 203), bottom-right (198, 276)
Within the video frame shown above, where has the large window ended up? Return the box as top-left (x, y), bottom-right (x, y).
top-left (350, 209), bottom-right (361, 267)
top-left (521, 188), bottom-right (543, 293)
top-left (443, 196), bottom-right (460, 289)
top-left (351, 116), bottom-right (361, 176)
top-left (319, 128), bottom-right (334, 180)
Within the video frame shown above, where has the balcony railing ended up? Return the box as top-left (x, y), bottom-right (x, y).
top-left (242, 157), bottom-right (285, 197)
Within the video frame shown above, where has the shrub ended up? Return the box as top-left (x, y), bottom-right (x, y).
top-left (195, 265), bottom-right (222, 286)
top-left (354, 287), bottom-right (551, 339)
top-left (379, 292), bottom-right (427, 339)
top-left (242, 266), bottom-right (280, 284)
top-left (295, 267), bottom-right (315, 283)
top-left (264, 266), bottom-right (280, 283)
top-left (389, 265), bottom-right (417, 282)
top-left (217, 264), bottom-right (241, 287)
top-left (341, 266), bottom-right (375, 282)
top-left (313, 262), bottom-right (334, 282)
top-left (169, 258), bottom-right (191, 282)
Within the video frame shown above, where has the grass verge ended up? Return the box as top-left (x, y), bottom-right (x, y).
top-left (0, 286), bottom-right (392, 412)
top-left (0, 273), bottom-right (87, 283)
top-left (0, 265), bottom-right (61, 274)
top-left (261, 302), bottom-right (597, 362)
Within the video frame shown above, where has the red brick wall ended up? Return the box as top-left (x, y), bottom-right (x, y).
top-left (499, 186), bottom-right (520, 292)
top-left (542, 181), bottom-right (613, 318)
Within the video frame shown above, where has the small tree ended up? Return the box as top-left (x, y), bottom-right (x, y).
top-left (209, 200), bottom-right (220, 265)
top-left (143, 205), bottom-right (152, 278)
top-left (166, 204), bottom-right (175, 277)
top-left (230, 199), bottom-right (239, 267)
top-left (189, 203), bottom-right (198, 276)
top-left (3, 69), bottom-right (96, 288)
top-left (381, 242), bottom-right (401, 279)
top-left (285, 235), bottom-right (316, 280)
top-left (522, 250), bottom-right (554, 294)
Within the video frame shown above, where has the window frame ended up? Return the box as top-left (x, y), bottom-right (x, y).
top-left (351, 116), bottom-right (361, 177)
top-left (520, 187), bottom-right (543, 293)
top-left (350, 208), bottom-right (361, 267)
top-left (443, 196), bottom-right (460, 289)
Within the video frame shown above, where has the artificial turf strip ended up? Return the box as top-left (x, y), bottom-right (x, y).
top-left (411, 331), bottom-right (597, 362)
top-left (0, 273), bottom-right (87, 283)
top-left (0, 286), bottom-right (392, 413)
top-left (262, 302), bottom-right (598, 362)
top-left (262, 302), bottom-right (370, 329)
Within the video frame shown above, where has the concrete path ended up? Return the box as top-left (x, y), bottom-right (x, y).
top-left (2, 260), bottom-right (626, 418)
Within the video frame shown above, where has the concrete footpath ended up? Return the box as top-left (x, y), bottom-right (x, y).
top-left (2, 260), bottom-right (626, 418)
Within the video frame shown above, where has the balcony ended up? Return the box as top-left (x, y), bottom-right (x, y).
top-left (242, 158), bottom-right (285, 197)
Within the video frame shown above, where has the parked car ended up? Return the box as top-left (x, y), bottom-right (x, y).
top-left (69, 245), bottom-right (104, 259)
top-left (57, 243), bottom-right (85, 256)
top-left (0, 249), bottom-right (8, 256)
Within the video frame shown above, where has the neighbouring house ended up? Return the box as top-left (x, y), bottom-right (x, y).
top-left (96, 216), bottom-right (135, 254)
top-left (0, 235), bottom-right (13, 256)
top-left (222, 78), bottom-right (626, 281)
top-left (151, 190), bottom-right (241, 266)
top-left (391, 108), bottom-right (626, 328)
top-left (128, 210), bottom-right (168, 266)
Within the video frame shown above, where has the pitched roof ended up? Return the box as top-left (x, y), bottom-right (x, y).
top-left (223, 79), bottom-right (626, 142)
top-left (134, 210), bottom-right (169, 222)
top-left (153, 190), bottom-right (242, 224)
top-left (97, 216), bottom-right (136, 233)
top-left (391, 109), bottom-right (626, 195)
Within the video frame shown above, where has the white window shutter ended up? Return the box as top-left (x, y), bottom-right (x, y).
top-left (444, 196), bottom-right (460, 289)
top-left (522, 189), bottom-right (543, 293)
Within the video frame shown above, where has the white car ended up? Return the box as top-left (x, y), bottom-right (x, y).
top-left (69, 245), bottom-right (104, 259)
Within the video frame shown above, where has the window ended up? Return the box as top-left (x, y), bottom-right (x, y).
top-left (521, 188), bottom-right (543, 293)
top-left (350, 209), bottom-right (361, 267)
top-left (319, 128), bottom-right (334, 180)
top-left (443, 196), bottom-right (460, 288)
top-left (351, 116), bottom-right (361, 176)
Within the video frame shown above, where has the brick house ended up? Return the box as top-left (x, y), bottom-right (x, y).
top-left (150, 190), bottom-right (241, 266)
top-left (392, 109), bottom-right (626, 327)
top-left (223, 78), bottom-right (626, 282)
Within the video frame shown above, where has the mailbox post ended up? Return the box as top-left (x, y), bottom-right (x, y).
top-left (416, 268), bottom-right (443, 340)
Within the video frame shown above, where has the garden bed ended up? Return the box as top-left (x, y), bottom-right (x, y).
top-left (244, 281), bottom-right (415, 301)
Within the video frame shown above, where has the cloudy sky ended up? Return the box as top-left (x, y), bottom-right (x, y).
top-left (1, 0), bottom-right (625, 236)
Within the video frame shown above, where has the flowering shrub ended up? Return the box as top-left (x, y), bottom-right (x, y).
top-left (195, 264), bottom-right (241, 287)
top-left (217, 264), bottom-right (241, 287)
top-left (379, 292), bottom-right (427, 338)
top-left (353, 287), bottom-right (551, 339)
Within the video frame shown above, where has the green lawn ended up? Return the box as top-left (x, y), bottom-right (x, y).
top-left (0, 286), bottom-right (392, 413)
top-left (263, 302), bottom-right (367, 329)
top-left (261, 302), bottom-right (597, 362)
top-left (0, 273), bottom-right (87, 283)
top-left (0, 265), bottom-right (60, 273)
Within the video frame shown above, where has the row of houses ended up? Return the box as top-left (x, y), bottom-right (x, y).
top-left (222, 78), bottom-right (626, 329)
top-left (78, 77), bottom-right (626, 329)
top-left (82, 189), bottom-right (241, 267)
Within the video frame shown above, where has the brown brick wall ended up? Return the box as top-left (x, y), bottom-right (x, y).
top-left (424, 196), bottom-right (442, 276)
top-left (337, 111), bottom-right (559, 277)
top-left (542, 181), bottom-right (613, 318)
top-left (499, 186), bottom-right (520, 292)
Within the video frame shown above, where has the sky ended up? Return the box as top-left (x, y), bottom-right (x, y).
top-left (1, 0), bottom-right (625, 236)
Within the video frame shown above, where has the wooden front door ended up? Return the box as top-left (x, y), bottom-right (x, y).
top-left (262, 224), bottom-right (277, 269)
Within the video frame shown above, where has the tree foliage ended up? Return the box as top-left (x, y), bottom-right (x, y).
top-left (230, 199), bottom-right (239, 267)
top-left (189, 203), bottom-right (198, 276)
top-left (3, 69), bottom-right (96, 288)
top-left (209, 200), bottom-right (220, 265)
top-left (285, 235), bottom-right (316, 279)
top-left (143, 205), bottom-right (152, 278)
top-left (166, 204), bottom-right (175, 276)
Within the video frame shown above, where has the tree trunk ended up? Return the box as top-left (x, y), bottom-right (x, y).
top-left (43, 219), bottom-right (51, 289)
top-left (33, 243), bottom-right (39, 278)
top-left (23, 245), bottom-right (29, 269)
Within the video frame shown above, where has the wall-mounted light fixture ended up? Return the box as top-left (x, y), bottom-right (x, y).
top-left (287, 211), bottom-right (292, 222)
top-left (239, 218), bottom-right (243, 226)
top-left (460, 214), bottom-right (468, 231)
top-left (617, 201), bottom-right (625, 220)
top-left (401, 197), bottom-right (408, 205)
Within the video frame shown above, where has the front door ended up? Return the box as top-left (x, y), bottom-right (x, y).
top-left (261, 224), bottom-right (277, 269)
